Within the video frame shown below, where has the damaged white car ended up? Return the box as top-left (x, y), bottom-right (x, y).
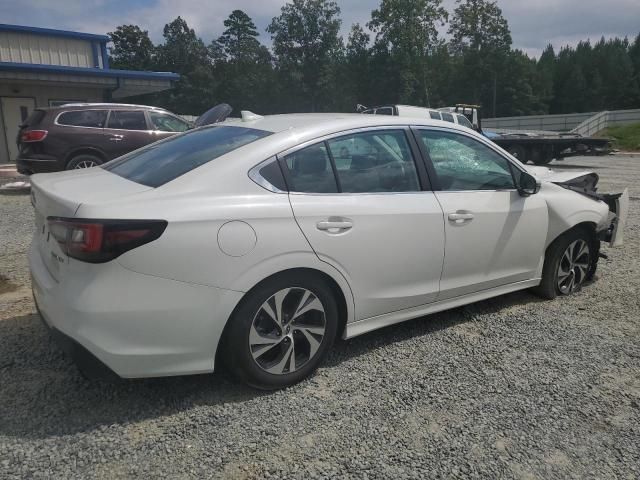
top-left (29, 113), bottom-right (628, 389)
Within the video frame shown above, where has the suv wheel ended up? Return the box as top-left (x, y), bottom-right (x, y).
top-left (224, 272), bottom-right (338, 390)
top-left (67, 154), bottom-right (102, 170)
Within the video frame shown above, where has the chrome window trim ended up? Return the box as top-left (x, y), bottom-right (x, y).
top-left (248, 156), bottom-right (287, 194)
top-left (54, 109), bottom-right (108, 130)
top-left (277, 125), bottom-right (424, 195)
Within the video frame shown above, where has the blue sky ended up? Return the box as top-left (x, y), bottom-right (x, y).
top-left (1, 0), bottom-right (639, 58)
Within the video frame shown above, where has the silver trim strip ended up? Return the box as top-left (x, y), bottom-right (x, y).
top-left (248, 156), bottom-right (287, 193)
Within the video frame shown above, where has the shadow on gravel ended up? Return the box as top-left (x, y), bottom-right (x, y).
top-left (327, 289), bottom-right (545, 367)
top-left (0, 289), bottom-right (544, 440)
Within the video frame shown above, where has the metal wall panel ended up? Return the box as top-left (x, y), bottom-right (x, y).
top-left (0, 31), bottom-right (94, 68)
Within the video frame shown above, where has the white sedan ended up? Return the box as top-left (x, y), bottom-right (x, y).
top-left (29, 112), bottom-right (628, 389)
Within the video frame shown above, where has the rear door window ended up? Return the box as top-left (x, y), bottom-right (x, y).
top-left (57, 110), bottom-right (107, 128)
top-left (107, 110), bottom-right (148, 131)
top-left (429, 111), bottom-right (442, 120)
top-left (327, 130), bottom-right (420, 192)
top-left (103, 125), bottom-right (271, 187)
top-left (282, 144), bottom-right (338, 193)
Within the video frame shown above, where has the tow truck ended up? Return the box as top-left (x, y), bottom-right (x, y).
top-left (359, 104), bottom-right (612, 165)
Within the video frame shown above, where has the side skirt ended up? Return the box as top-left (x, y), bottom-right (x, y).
top-left (344, 278), bottom-right (541, 339)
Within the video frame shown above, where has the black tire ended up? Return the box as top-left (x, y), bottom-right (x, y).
top-left (532, 227), bottom-right (597, 300)
top-left (66, 154), bottom-right (102, 170)
top-left (223, 272), bottom-right (338, 390)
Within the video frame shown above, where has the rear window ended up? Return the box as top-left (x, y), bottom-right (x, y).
top-left (57, 110), bottom-right (107, 128)
top-left (22, 109), bottom-right (46, 127)
top-left (429, 111), bottom-right (442, 120)
top-left (103, 125), bottom-right (272, 187)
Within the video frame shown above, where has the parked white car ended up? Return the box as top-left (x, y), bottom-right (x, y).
top-left (29, 112), bottom-right (628, 389)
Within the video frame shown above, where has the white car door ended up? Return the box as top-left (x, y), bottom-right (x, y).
top-left (413, 127), bottom-right (548, 300)
top-left (283, 128), bottom-right (445, 321)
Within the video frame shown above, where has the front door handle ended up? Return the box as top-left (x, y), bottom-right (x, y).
top-left (316, 220), bottom-right (353, 231)
top-left (448, 211), bottom-right (474, 224)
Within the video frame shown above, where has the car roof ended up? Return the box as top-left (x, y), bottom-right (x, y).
top-left (41, 103), bottom-right (169, 112)
top-left (224, 112), bottom-right (472, 136)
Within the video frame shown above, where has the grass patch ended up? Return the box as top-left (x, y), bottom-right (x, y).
top-left (600, 122), bottom-right (640, 151)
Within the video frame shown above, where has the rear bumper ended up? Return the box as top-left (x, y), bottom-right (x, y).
top-left (29, 240), bottom-right (243, 378)
top-left (17, 156), bottom-right (62, 174)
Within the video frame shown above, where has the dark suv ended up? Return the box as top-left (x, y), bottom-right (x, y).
top-left (16, 103), bottom-right (191, 174)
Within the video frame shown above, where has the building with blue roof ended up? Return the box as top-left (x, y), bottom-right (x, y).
top-left (0, 23), bottom-right (178, 163)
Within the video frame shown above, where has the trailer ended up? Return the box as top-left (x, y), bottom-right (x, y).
top-left (359, 104), bottom-right (612, 165)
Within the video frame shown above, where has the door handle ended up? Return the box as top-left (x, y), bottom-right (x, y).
top-left (316, 220), bottom-right (353, 231)
top-left (448, 212), bottom-right (474, 224)
top-left (109, 135), bottom-right (123, 142)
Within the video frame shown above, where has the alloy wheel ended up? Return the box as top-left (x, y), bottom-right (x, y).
top-left (557, 239), bottom-right (590, 294)
top-left (74, 160), bottom-right (98, 169)
top-left (249, 287), bottom-right (326, 375)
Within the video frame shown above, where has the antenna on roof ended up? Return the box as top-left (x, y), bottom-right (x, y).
top-left (241, 110), bottom-right (263, 122)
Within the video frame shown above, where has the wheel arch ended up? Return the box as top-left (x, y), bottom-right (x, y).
top-left (215, 266), bottom-right (353, 369)
top-left (64, 147), bottom-right (107, 167)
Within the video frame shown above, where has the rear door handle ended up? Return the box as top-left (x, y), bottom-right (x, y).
top-left (316, 220), bottom-right (353, 231)
top-left (448, 212), bottom-right (474, 224)
top-left (109, 135), bottom-right (124, 142)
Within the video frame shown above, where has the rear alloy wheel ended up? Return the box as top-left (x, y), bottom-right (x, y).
top-left (224, 273), bottom-right (338, 389)
top-left (250, 288), bottom-right (326, 375)
top-left (66, 154), bottom-right (102, 170)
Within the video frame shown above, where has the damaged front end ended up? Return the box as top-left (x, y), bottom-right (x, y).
top-left (528, 167), bottom-right (629, 247)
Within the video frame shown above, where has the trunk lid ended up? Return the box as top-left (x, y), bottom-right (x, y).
top-left (30, 168), bottom-right (152, 279)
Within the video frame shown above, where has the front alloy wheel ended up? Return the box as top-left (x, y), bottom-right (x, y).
top-left (557, 239), bottom-right (590, 294)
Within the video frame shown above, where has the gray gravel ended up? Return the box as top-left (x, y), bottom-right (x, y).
top-left (1, 155), bottom-right (639, 479)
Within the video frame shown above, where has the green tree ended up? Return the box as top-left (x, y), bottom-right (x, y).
top-left (448, 0), bottom-right (511, 116)
top-left (108, 25), bottom-right (156, 70)
top-left (155, 17), bottom-right (217, 114)
top-left (367, 0), bottom-right (448, 105)
top-left (216, 10), bottom-right (275, 114)
top-left (268, 0), bottom-right (343, 112)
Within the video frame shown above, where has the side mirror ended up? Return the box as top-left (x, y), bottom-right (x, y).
top-left (518, 171), bottom-right (540, 196)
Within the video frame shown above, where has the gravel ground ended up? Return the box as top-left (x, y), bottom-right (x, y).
top-left (1, 155), bottom-right (639, 479)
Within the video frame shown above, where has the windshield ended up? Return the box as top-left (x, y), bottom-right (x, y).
top-left (103, 125), bottom-right (271, 187)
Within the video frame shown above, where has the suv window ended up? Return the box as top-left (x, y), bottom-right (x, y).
top-left (440, 112), bottom-right (455, 123)
top-left (456, 114), bottom-right (474, 129)
top-left (283, 144), bottom-right (338, 193)
top-left (375, 107), bottom-right (394, 115)
top-left (327, 130), bottom-right (420, 192)
top-left (417, 130), bottom-right (515, 191)
top-left (149, 111), bottom-right (190, 132)
top-left (429, 111), bottom-right (441, 120)
top-left (57, 110), bottom-right (107, 128)
top-left (108, 110), bottom-right (148, 130)
top-left (103, 126), bottom-right (271, 187)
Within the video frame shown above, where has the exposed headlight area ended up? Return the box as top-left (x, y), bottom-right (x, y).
top-left (47, 217), bottom-right (167, 263)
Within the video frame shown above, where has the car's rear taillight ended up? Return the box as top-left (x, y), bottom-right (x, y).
top-left (47, 218), bottom-right (167, 263)
top-left (21, 130), bottom-right (48, 142)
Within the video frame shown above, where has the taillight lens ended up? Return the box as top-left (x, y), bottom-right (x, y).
top-left (21, 130), bottom-right (48, 142)
top-left (47, 218), bottom-right (167, 263)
